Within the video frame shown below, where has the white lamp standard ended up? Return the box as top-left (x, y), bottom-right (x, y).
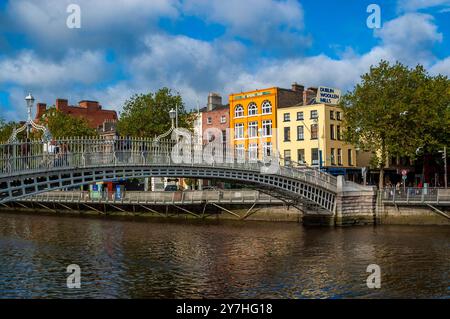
top-left (8, 93), bottom-right (52, 143)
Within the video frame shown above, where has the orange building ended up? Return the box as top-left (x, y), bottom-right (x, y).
top-left (229, 83), bottom-right (305, 160)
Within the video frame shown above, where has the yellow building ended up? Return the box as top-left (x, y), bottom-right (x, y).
top-left (229, 84), bottom-right (304, 160)
top-left (277, 102), bottom-right (359, 178)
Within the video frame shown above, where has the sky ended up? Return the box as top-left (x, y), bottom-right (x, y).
top-left (0, 0), bottom-right (449, 121)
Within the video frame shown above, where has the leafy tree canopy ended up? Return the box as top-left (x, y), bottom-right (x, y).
top-left (39, 107), bottom-right (98, 138)
top-left (117, 88), bottom-right (193, 137)
top-left (341, 60), bottom-right (450, 187)
top-left (0, 118), bottom-right (18, 143)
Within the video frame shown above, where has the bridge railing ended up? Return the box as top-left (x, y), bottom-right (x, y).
top-left (21, 189), bottom-right (281, 205)
top-left (0, 137), bottom-right (337, 192)
top-left (381, 187), bottom-right (450, 204)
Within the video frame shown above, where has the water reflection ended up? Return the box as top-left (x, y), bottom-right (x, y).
top-left (0, 212), bottom-right (448, 298)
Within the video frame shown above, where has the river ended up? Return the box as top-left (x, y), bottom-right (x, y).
top-left (0, 212), bottom-right (448, 298)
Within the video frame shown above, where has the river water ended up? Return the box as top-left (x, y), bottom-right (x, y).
top-left (0, 212), bottom-right (448, 299)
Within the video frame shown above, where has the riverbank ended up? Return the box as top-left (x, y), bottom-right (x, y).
top-left (1, 202), bottom-right (449, 226)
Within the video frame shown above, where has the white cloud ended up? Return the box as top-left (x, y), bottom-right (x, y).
top-left (182, 0), bottom-right (307, 50)
top-left (374, 13), bottom-right (443, 66)
top-left (397, 0), bottom-right (450, 12)
top-left (1, 5), bottom-right (449, 122)
top-left (0, 50), bottom-right (109, 87)
top-left (4, 0), bottom-right (179, 53)
top-left (429, 57), bottom-right (450, 76)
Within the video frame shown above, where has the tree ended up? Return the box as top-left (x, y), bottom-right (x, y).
top-left (39, 107), bottom-right (98, 138)
top-left (117, 88), bottom-right (193, 137)
top-left (341, 60), bottom-right (450, 188)
top-left (0, 118), bottom-right (18, 143)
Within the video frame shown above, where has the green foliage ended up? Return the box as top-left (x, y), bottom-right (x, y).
top-left (0, 118), bottom-right (18, 143)
top-left (40, 107), bottom-right (98, 138)
top-left (117, 88), bottom-right (193, 137)
top-left (342, 60), bottom-right (450, 171)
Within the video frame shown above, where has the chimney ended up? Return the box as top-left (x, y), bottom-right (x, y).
top-left (303, 88), bottom-right (317, 105)
top-left (56, 98), bottom-right (68, 111)
top-left (36, 103), bottom-right (47, 119)
top-left (79, 100), bottom-right (100, 111)
top-left (291, 82), bottom-right (304, 93)
top-left (207, 93), bottom-right (222, 111)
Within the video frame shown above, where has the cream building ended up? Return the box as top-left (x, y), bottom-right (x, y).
top-left (277, 102), bottom-right (360, 179)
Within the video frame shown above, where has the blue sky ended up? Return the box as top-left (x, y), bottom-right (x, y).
top-left (0, 0), bottom-right (449, 121)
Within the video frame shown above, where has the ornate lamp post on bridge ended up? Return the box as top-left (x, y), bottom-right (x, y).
top-left (150, 108), bottom-right (177, 191)
top-left (8, 93), bottom-right (52, 143)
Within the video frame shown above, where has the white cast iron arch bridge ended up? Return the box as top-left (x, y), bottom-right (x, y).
top-left (0, 137), bottom-right (338, 212)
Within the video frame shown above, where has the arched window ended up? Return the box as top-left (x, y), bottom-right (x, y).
top-left (262, 100), bottom-right (272, 114)
top-left (234, 104), bottom-right (244, 118)
top-left (248, 102), bottom-right (258, 116)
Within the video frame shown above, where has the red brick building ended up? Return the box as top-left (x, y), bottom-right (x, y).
top-left (201, 93), bottom-right (229, 144)
top-left (35, 98), bottom-right (118, 129)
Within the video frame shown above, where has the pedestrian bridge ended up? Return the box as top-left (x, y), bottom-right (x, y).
top-left (0, 137), bottom-right (337, 212)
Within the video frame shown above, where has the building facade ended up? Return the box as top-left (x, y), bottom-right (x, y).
top-left (229, 84), bottom-right (304, 161)
top-left (36, 98), bottom-right (118, 129)
top-left (277, 101), bottom-right (359, 178)
top-left (201, 93), bottom-right (229, 144)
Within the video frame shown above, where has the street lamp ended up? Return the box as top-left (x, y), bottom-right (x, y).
top-left (169, 108), bottom-right (176, 128)
top-left (8, 93), bottom-right (52, 143)
top-left (438, 146), bottom-right (447, 189)
top-left (25, 93), bottom-right (35, 134)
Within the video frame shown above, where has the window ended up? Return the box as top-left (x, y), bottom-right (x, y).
top-left (284, 150), bottom-right (291, 166)
top-left (234, 104), bottom-right (244, 118)
top-left (220, 115), bottom-right (226, 124)
top-left (248, 121), bottom-right (258, 138)
top-left (283, 113), bottom-right (290, 122)
top-left (311, 124), bottom-right (318, 139)
top-left (337, 125), bottom-right (341, 140)
top-left (207, 117), bottom-right (212, 124)
top-left (337, 148), bottom-right (342, 165)
top-left (310, 110), bottom-right (318, 119)
top-left (331, 148), bottom-right (335, 165)
top-left (263, 142), bottom-right (272, 157)
top-left (330, 110), bottom-right (334, 120)
top-left (235, 144), bottom-right (245, 161)
top-left (262, 100), bottom-right (272, 114)
top-left (311, 148), bottom-right (319, 166)
top-left (222, 130), bottom-right (227, 143)
top-left (297, 125), bottom-right (304, 140)
top-left (297, 149), bottom-right (305, 164)
top-left (284, 127), bottom-right (291, 142)
top-left (348, 149), bottom-right (353, 166)
top-left (336, 111), bottom-right (341, 121)
top-left (234, 123), bottom-right (244, 139)
top-left (248, 102), bottom-right (258, 116)
top-left (297, 112), bottom-right (304, 121)
top-left (249, 143), bottom-right (258, 161)
top-left (262, 120), bottom-right (272, 137)
top-left (330, 124), bottom-right (335, 140)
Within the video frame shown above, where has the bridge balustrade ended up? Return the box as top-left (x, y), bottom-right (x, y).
top-left (0, 137), bottom-right (337, 192)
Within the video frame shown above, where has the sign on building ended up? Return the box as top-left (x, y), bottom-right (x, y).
top-left (317, 86), bottom-right (341, 105)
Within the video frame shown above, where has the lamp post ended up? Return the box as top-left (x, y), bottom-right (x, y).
top-left (8, 93), bottom-right (52, 143)
top-left (25, 93), bottom-right (35, 138)
top-left (439, 146), bottom-right (447, 188)
top-left (169, 108), bottom-right (176, 129)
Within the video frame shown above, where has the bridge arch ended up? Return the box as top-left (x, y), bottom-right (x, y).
top-left (0, 137), bottom-right (337, 212)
